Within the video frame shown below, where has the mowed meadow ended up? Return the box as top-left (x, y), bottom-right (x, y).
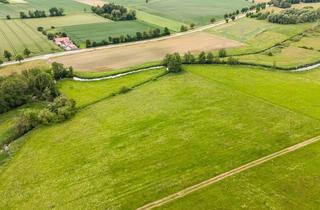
top-left (110, 0), bottom-right (252, 25)
top-left (0, 0), bottom-right (104, 59)
top-left (0, 19), bottom-right (59, 58)
top-left (1, 65), bottom-right (320, 209)
top-left (62, 20), bottom-right (161, 46)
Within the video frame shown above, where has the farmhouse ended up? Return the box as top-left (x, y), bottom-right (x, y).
top-left (54, 37), bottom-right (78, 51)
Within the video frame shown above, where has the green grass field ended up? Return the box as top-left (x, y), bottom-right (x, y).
top-left (207, 18), bottom-right (317, 55)
top-left (0, 19), bottom-right (60, 59)
top-left (1, 65), bottom-right (320, 209)
top-left (135, 9), bottom-right (185, 32)
top-left (58, 68), bottom-right (166, 107)
top-left (160, 138), bottom-right (320, 209)
top-left (111, 0), bottom-right (252, 25)
top-left (0, 0), bottom-right (91, 18)
top-left (23, 13), bottom-right (108, 30)
top-left (233, 25), bottom-right (320, 68)
top-left (237, 45), bottom-right (320, 68)
top-left (62, 20), bottom-right (160, 46)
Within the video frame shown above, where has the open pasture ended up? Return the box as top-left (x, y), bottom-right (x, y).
top-left (0, 19), bottom-right (59, 59)
top-left (62, 20), bottom-right (158, 46)
top-left (237, 46), bottom-right (320, 68)
top-left (52, 32), bottom-right (241, 71)
top-left (1, 65), bottom-right (320, 209)
top-left (0, 60), bottom-right (49, 76)
top-left (58, 68), bottom-right (166, 107)
top-left (207, 18), bottom-right (317, 55)
top-left (236, 26), bottom-right (320, 68)
top-left (23, 13), bottom-right (108, 30)
top-left (160, 136), bottom-right (320, 210)
top-left (110, 0), bottom-right (252, 25)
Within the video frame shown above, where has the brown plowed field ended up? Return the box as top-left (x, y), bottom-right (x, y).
top-left (52, 32), bottom-right (242, 71)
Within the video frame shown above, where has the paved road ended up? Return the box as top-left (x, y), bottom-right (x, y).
top-left (0, 15), bottom-right (245, 68)
top-left (136, 135), bottom-right (320, 210)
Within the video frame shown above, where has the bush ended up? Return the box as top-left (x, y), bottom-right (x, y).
top-left (218, 49), bottom-right (227, 58)
top-left (37, 26), bottom-right (44, 32)
top-left (48, 95), bottom-right (76, 122)
top-left (0, 75), bottom-right (28, 113)
top-left (51, 62), bottom-right (73, 80)
top-left (9, 95), bottom-right (76, 144)
top-left (0, 68), bottom-right (60, 114)
top-left (119, 86), bottom-right (132, 94)
top-left (13, 110), bottom-right (39, 139)
top-left (163, 53), bottom-right (182, 73)
top-left (91, 3), bottom-right (136, 21)
top-left (226, 57), bottom-right (240, 65)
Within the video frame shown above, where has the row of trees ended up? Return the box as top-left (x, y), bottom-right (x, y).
top-left (85, 27), bottom-right (170, 48)
top-left (19, 7), bottom-right (64, 19)
top-left (268, 8), bottom-right (320, 24)
top-left (91, 3), bottom-right (136, 21)
top-left (270, 0), bottom-right (320, 9)
top-left (249, 8), bottom-right (320, 24)
top-left (0, 62), bottom-right (73, 114)
top-left (223, 3), bottom-right (267, 23)
top-left (0, 49), bottom-right (32, 65)
top-left (162, 50), bottom-right (239, 73)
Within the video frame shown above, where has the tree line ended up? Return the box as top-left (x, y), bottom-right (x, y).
top-left (85, 27), bottom-right (170, 48)
top-left (270, 0), bottom-right (320, 8)
top-left (0, 48), bottom-right (32, 65)
top-left (163, 50), bottom-right (239, 73)
top-left (224, 3), bottom-right (267, 23)
top-left (91, 3), bottom-right (136, 21)
top-left (19, 7), bottom-right (64, 19)
top-left (248, 7), bottom-right (320, 24)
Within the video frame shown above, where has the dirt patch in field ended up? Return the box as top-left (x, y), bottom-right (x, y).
top-left (52, 32), bottom-right (242, 71)
top-left (74, 0), bottom-right (105, 6)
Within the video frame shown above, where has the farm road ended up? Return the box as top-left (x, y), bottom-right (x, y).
top-left (136, 135), bottom-right (320, 210)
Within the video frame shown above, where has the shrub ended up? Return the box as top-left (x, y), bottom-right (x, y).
top-left (91, 3), bottom-right (136, 21)
top-left (37, 26), bottom-right (44, 32)
top-left (119, 86), bottom-right (132, 94)
top-left (163, 53), bottom-right (182, 73)
top-left (198, 51), bottom-right (207, 64)
top-left (13, 110), bottom-right (39, 139)
top-left (51, 62), bottom-right (73, 80)
top-left (226, 57), bottom-right (240, 65)
top-left (218, 49), bottom-right (227, 58)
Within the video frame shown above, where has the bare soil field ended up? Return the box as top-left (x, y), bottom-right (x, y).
top-left (52, 32), bottom-right (242, 71)
top-left (74, 0), bottom-right (105, 6)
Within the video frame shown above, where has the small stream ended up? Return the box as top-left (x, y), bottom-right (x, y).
top-left (73, 62), bottom-right (320, 82)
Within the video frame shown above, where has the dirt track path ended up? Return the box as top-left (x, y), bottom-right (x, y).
top-left (136, 135), bottom-right (320, 210)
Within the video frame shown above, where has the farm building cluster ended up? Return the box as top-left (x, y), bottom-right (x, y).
top-left (54, 37), bottom-right (78, 51)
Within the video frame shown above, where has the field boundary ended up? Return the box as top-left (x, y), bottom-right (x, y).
top-left (136, 135), bottom-right (320, 210)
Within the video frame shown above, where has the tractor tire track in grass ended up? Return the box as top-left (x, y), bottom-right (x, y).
top-left (16, 20), bottom-right (45, 52)
top-left (137, 135), bottom-right (320, 210)
top-left (0, 26), bottom-right (17, 55)
top-left (4, 21), bottom-right (28, 50)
